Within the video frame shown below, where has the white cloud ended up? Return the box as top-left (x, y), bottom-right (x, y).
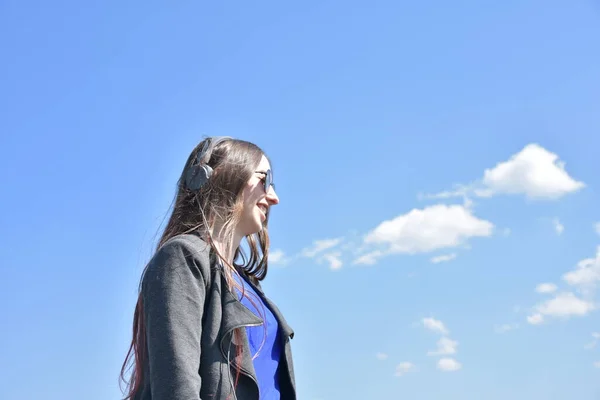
top-left (594, 361), bottom-right (600, 369)
top-left (553, 218), bottom-right (564, 235)
top-left (421, 186), bottom-right (470, 200)
top-left (428, 337), bottom-right (458, 356)
top-left (361, 204), bottom-right (493, 263)
top-left (321, 251), bottom-right (343, 270)
top-left (527, 313), bottom-right (544, 325)
top-left (562, 246), bottom-right (600, 292)
top-left (481, 144), bottom-right (584, 200)
top-left (437, 358), bottom-right (462, 372)
top-left (425, 144), bottom-right (584, 202)
top-left (595, 222), bottom-right (600, 236)
top-left (376, 352), bottom-right (389, 360)
top-left (494, 323), bottom-right (519, 334)
top-left (430, 253), bottom-right (457, 264)
top-left (528, 248), bottom-right (599, 325)
top-left (301, 237), bottom-right (343, 258)
top-left (395, 362), bottom-right (416, 376)
top-left (353, 250), bottom-right (383, 265)
top-left (535, 283), bottom-right (558, 294)
top-left (422, 318), bottom-right (449, 335)
top-left (534, 292), bottom-right (595, 318)
top-left (269, 249), bottom-right (287, 264)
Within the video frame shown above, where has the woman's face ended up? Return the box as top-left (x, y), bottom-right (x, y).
top-left (236, 155), bottom-right (279, 237)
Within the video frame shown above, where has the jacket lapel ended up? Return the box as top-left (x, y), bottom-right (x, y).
top-left (244, 275), bottom-right (295, 339)
top-left (218, 273), bottom-right (263, 381)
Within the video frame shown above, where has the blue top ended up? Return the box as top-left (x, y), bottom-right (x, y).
top-left (233, 272), bottom-right (282, 400)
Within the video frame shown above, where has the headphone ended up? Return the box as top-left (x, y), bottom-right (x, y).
top-left (184, 136), bottom-right (232, 191)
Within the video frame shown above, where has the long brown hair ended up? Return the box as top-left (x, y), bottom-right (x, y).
top-left (120, 138), bottom-right (272, 399)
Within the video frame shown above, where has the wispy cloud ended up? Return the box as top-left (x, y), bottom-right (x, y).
top-left (376, 352), bottom-right (389, 361)
top-left (321, 251), bottom-right (343, 270)
top-left (422, 317), bottom-right (449, 335)
top-left (272, 237), bottom-right (346, 270)
top-left (301, 237), bottom-right (343, 258)
top-left (353, 250), bottom-right (383, 266)
top-left (553, 218), bottom-right (564, 235)
top-left (494, 323), bottom-right (519, 334)
top-left (427, 337), bottom-right (458, 356)
top-left (430, 253), bottom-right (457, 264)
top-left (527, 313), bottom-right (544, 325)
top-left (535, 283), bottom-right (558, 294)
top-left (394, 362), bottom-right (416, 377)
top-left (269, 249), bottom-right (288, 265)
top-left (595, 222), bottom-right (600, 236)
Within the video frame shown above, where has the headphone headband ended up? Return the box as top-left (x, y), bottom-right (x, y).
top-left (184, 136), bottom-right (232, 191)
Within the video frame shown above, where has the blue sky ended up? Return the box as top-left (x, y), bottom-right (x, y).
top-left (1, 1), bottom-right (599, 399)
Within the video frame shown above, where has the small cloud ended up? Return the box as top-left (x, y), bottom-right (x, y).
top-left (422, 317), bottom-right (449, 335)
top-left (420, 186), bottom-right (471, 201)
top-left (320, 251), bottom-right (343, 270)
top-left (595, 222), bottom-right (600, 236)
top-left (395, 362), bottom-right (416, 377)
top-left (562, 246), bottom-right (600, 292)
top-left (437, 358), bottom-right (462, 372)
top-left (427, 337), bottom-right (458, 355)
top-left (494, 323), bottom-right (519, 334)
top-left (535, 283), bottom-right (558, 294)
top-left (553, 218), bottom-right (564, 235)
top-left (269, 249), bottom-right (288, 265)
top-left (376, 352), bottom-right (389, 361)
top-left (502, 228), bottom-right (512, 237)
top-left (527, 313), bottom-right (544, 325)
top-left (526, 247), bottom-right (600, 326)
top-left (301, 237), bottom-right (343, 258)
top-left (430, 253), bottom-right (457, 264)
top-left (353, 250), bottom-right (384, 266)
top-left (534, 292), bottom-right (595, 319)
top-left (594, 361), bottom-right (600, 368)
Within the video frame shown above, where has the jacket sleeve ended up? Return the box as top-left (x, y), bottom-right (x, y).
top-left (141, 238), bottom-right (208, 400)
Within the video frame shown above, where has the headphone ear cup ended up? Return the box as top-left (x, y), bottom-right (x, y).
top-left (185, 164), bottom-right (214, 191)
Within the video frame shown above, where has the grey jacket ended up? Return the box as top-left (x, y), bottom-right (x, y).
top-left (134, 234), bottom-right (296, 400)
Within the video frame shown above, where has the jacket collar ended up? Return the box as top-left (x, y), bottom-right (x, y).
top-left (217, 267), bottom-right (295, 377)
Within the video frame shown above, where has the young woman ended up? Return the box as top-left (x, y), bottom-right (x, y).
top-left (121, 137), bottom-right (296, 400)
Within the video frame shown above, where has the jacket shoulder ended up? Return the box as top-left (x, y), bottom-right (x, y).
top-left (143, 234), bottom-right (214, 288)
